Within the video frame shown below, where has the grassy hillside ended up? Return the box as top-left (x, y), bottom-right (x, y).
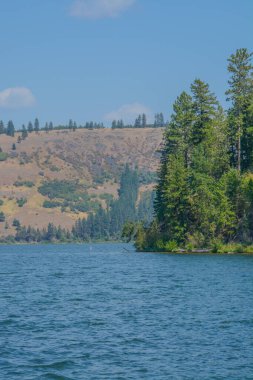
top-left (0, 128), bottom-right (163, 235)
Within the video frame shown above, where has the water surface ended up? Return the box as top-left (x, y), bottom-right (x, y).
top-left (0, 244), bottom-right (252, 379)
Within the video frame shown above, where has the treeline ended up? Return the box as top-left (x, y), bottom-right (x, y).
top-left (111, 113), bottom-right (165, 129)
top-left (0, 222), bottom-right (73, 244)
top-left (0, 119), bottom-right (105, 138)
top-left (0, 120), bottom-right (15, 137)
top-left (0, 113), bottom-right (165, 139)
top-left (131, 48), bottom-right (253, 252)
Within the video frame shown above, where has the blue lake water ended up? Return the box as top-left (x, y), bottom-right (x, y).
top-left (0, 243), bottom-right (252, 379)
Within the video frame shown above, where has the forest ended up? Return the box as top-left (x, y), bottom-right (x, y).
top-left (130, 48), bottom-right (253, 253)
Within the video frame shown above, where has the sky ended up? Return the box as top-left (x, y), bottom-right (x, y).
top-left (0, 0), bottom-right (252, 127)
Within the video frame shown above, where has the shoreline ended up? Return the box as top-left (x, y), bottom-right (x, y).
top-left (1, 240), bottom-right (253, 255)
top-left (0, 240), bottom-right (123, 246)
top-left (141, 250), bottom-right (253, 255)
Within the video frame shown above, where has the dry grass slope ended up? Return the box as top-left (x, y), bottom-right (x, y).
top-left (0, 128), bottom-right (163, 235)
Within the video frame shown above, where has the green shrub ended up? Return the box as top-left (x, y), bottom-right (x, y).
top-left (243, 245), bottom-right (253, 254)
top-left (210, 240), bottom-right (223, 253)
top-left (155, 240), bottom-right (165, 250)
top-left (38, 180), bottom-right (78, 200)
top-left (50, 165), bottom-right (60, 172)
top-left (164, 240), bottom-right (178, 252)
top-left (43, 200), bottom-right (62, 208)
top-left (14, 180), bottom-right (34, 188)
top-left (0, 212), bottom-right (5, 222)
top-left (17, 198), bottom-right (27, 207)
top-left (12, 219), bottom-right (21, 229)
top-left (0, 152), bottom-right (8, 161)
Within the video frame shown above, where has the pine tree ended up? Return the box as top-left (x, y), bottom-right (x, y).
top-left (6, 121), bottom-right (15, 137)
top-left (226, 48), bottom-right (253, 171)
top-left (155, 92), bottom-right (194, 229)
top-left (21, 125), bottom-right (28, 140)
top-left (34, 118), bottom-right (40, 132)
top-left (142, 113), bottom-right (147, 128)
top-left (134, 115), bottom-right (142, 128)
top-left (191, 79), bottom-right (218, 144)
top-left (168, 91), bottom-right (194, 166)
top-left (154, 113), bottom-right (165, 127)
top-left (27, 122), bottom-right (33, 133)
top-left (68, 119), bottom-right (73, 129)
top-left (0, 121), bottom-right (5, 134)
top-left (159, 113), bottom-right (165, 127)
top-left (161, 155), bottom-right (191, 243)
top-left (45, 122), bottom-right (49, 132)
top-left (0, 212), bottom-right (5, 222)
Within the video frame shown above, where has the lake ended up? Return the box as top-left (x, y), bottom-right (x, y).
top-left (0, 243), bottom-right (252, 379)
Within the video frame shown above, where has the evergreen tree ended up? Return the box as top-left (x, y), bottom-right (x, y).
top-left (134, 115), bottom-right (142, 128)
top-left (154, 113), bottom-right (165, 127)
top-left (117, 119), bottom-right (124, 128)
top-left (12, 219), bottom-right (21, 229)
top-left (21, 125), bottom-right (28, 140)
top-left (0, 212), bottom-right (5, 222)
top-left (155, 92), bottom-right (194, 223)
top-left (226, 48), bottom-right (253, 171)
top-left (45, 122), bottom-right (49, 132)
top-left (0, 121), bottom-right (5, 134)
top-left (27, 122), bottom-right (33, 133)
top-left (154, 113), bottom-right (158, 127)
top-left (159, 112), bottom-right (165, 127)
top-left (191, 79), bottom-right (218, 144)
top-left (6, 121), bottom-right (15, 137)
top-left (34, 118), bottom-right (40, 132)
top-left (161, 155), bottom-right (191, 243)
top-left (46, 223), bottom-right (56, 241)
top-left (142, 113), bottom-right (147, 127)
top-left (68, 119), bottom-right (73, 129)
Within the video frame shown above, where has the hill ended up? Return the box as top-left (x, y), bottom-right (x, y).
top-left (0, 128), bottom-right (163, 236)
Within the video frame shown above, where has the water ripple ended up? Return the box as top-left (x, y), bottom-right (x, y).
top-left (0, 243), bottom-right (253, 379)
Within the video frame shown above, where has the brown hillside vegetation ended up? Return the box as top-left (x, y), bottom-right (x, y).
top-left (0, 128), bottom-right (163, 235)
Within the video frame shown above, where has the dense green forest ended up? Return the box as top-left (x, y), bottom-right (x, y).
top-left (131, 48), bottom-right (253, 253)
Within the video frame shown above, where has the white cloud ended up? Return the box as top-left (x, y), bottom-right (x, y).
top-left (70, 0), bottom-right (135, 19)
top-left (0, 87), bottom-right (35, 108)
top-left (105, 102), bottom-right (152, 124)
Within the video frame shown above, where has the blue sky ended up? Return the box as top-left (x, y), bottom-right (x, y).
top-left (0, 0), bottom-right (252, 127)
